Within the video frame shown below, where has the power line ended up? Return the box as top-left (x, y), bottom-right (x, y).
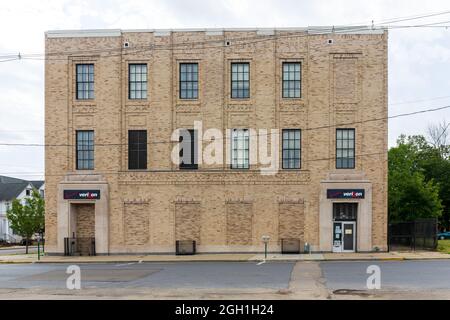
top-left (0, 151), bottom-right (388, 177)
top-left (0, 104), bottom-right (448, 148)
top-left (390, 95), bottom-right (450, 106)
top-left (374, 9), bottom-right (450, 25)
top-left (9, 22), bottom-right (450, 63)
top-left (0, 25), bottom-right (380, 60)
top-left (1, 9), bottom-right (450, 61)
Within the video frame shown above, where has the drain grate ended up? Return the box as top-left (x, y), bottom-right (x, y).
top-left (333, 289), bottom-right (371, 296)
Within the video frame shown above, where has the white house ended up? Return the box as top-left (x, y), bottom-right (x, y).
top-left (0, 175), bottom-right (45, 243)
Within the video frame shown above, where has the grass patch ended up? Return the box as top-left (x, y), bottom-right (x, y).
top-left (437, 240), bottom-right (450, 254)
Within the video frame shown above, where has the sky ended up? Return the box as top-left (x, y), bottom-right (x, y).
top-left (0, 0), bottom-right (449, 180)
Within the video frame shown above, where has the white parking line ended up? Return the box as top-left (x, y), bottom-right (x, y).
top-left (115, 262), bottom-right (136, 267)
top-left (257, 260), bottom-right (266, 266)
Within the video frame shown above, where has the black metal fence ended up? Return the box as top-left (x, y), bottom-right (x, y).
top-left (64, 237), bottom-right (96, 256)
top-left (389, 218), bottom-right (438, 251)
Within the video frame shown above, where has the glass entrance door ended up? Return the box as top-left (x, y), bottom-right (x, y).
top-left (342, 222), bottom-right (355, 252)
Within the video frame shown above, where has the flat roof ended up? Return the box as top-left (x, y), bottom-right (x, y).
top-left (46, 26), bottom-right (386, 38)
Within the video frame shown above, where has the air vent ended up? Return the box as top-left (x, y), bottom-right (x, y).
top-left (225, 40), bottom-right (231, 46)
top-left (123, 41), bottom-right (130, 48)
top-left (176, 240), bottom-right (196, 255)
top-left (327, 39), bottom-right (334, 45)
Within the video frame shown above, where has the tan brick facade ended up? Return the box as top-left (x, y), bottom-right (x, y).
top-left (45, 28), bottom-right (388, 255)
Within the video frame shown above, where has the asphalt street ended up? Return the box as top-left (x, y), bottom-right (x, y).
top-left (320, 260), bottom-right (450, 291)
top-left (0, 260), bottom-right (448, 299)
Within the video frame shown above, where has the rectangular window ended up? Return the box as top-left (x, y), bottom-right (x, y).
top-left (231, 129), bottom-right (249, 169)
top-left (179, 63), bottom-right (198, 99)
top-left (231, 62), bottom-right (250, 99)
top-left (129, 64), bottom-right (147, 99)
top-left (76, 64), bottom-right (94, 100)
top-left (336, 129), bottom-right (355, 169)
top-left (282, 62), bottom-right (301, 98)
top-left (282, 129), bottom-right (301, 169)
top-left (128, 130), bottom-right (147, 170)
top-left (76, 130), bottom-right (94, 170)
top-left (333, 203), bottom-right (357, 221)
top-left (179, 129), bottom-right (198, 169)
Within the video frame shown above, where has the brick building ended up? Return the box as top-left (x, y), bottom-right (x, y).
top-left (44, 27), bottom-right (388, 255)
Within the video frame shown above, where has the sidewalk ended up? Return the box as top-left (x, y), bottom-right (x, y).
top-left (0, 251), bottom-right (448, 264)
top-left (0, 246), bottom-right (37, 250)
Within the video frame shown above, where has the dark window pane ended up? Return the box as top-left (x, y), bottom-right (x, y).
top-left (282, 62), bottom-right (301, 98)
top-left (231, 63), bottom-right (250, 99)
top-left (231, 129), bottom-right (249, 169)
top-left (179, 63), bottom-right (199, 99)
top-left (333, 203), bottom-right (357, 221)
top-left (76, 130), bottom-right (94, 170)
top-left (76, 64), bottom-right (94, 100)
top-left (179, 129), bottom-right (198, 169)
top-left (336, 129), bottom-right (355, 169)
top-left (128, 130), bottom-right (147, 170)
top-left (129, 64), bottom-right (148, 100)
top-left (282, 129), bottom-right (301, 169)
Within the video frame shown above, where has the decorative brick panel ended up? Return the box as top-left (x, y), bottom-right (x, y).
top-left (175, 203), bottom-right (201, 243)
top-left (278, 203), bottom-right (304, 240)
top-left (124, 203), bottom-right (150, 245)
top-left (75, 204), bottom-right (95, 238)
top-left (226, 203), bottom-right (253, 245)
top-left (333, 56), bottom-right (359, 103)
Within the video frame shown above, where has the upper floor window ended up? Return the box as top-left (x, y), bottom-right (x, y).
top-left (231, 62), bottom-right (250, 99)
top-left (129, 64), bottom-right (147, 99)
top-left (76, 130), bottom-right (94, 170)
top-left (231, 129), bottom-right (249, 169)
top-left (179, 63), bottom-right (198, 99)
top-left (282, 62), bottom-right (301, 98)
top-left (76, 64), bottom-right (94, 100)
top-left (25, 189), bottom-right (31, 196)
top-left (282, 129), bottom-right (301, 169)
top-left (128, 130), bottom-right (147, 170)
top-left (179, 129), bottom-right (198, 169)
top-left (336, 128), bottom-right (355, 169)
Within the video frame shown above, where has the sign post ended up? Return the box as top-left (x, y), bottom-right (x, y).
top-left (37, 234), bottom-right (41, 261)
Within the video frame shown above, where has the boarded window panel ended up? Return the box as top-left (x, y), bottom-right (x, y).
top-left (226, 203), bottom-right (252, 245)
top-left (175, 203), bottom-right (201, 243)
top-left (75, 204), bottom-right (95, 238)
top-left (124, 203), bottom-right (150, 245)
top-left (278, 203), bottom-right (304, 240)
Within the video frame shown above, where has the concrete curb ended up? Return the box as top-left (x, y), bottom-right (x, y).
top-left (28, 257), bottom-right (450, 264)
top-left (1, 253), bottom-right (449, 264)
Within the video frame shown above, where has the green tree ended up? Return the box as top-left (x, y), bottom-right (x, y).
top-left (388, 135), bottom-right (443, 223)
top-left (418, 143), bottom-right (450, 230)
top-left (6, 189), bottom-right (45, 254)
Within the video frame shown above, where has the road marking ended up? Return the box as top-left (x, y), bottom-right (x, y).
top-left (257, 260), bottom-right (266, 266)
top-left (115, 262), bottom-right (136, 267)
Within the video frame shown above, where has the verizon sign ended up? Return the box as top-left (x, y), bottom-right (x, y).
top-left (327, 189), bottom-right (365, 199)
top-left (63, 190), bottom-right (100, 200)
